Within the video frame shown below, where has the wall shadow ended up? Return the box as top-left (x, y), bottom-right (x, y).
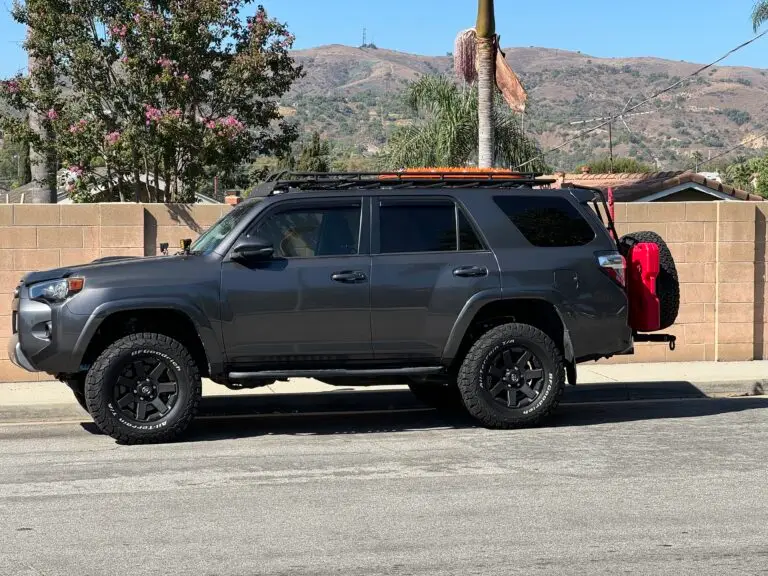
top-left (755, 207), bottom-right (766, 359)
top-left (143, 209), bottom-right (157, 256)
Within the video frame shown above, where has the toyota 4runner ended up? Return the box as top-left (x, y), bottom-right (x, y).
top-left (9, 171), bottom-right (678, 443)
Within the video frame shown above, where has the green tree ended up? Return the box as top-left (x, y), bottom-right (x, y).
top-left (296, 132), bottom-right (331, 172)
top-left (1, 0), bottom-right (302, 202)
top-left (382, 76), bottom-right (547, 171)
top-left (691, 151), bottom-right (704, 171)
top-left (724, 158), bottom-right (756, 191)
top-left (585, 157), bottom-right (653, 174)
top-left (0, 137), bottom-right (31, 187)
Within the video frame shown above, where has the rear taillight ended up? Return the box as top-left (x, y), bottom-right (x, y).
top-left (597, 252), bottom-right (626, 287)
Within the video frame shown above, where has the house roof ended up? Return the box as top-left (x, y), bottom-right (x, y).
top-left (545, 170), bottom-right (765, 202)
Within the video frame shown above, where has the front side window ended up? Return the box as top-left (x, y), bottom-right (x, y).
top-left (251, 203), bottom-right (361, 258)
top-left (494, 195), bottom-right (596, 247)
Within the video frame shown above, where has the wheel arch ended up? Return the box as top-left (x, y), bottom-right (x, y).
top-left (443, 296), bottom-right (574, 368)
top-left (74, 300), bottom-right (223, 379)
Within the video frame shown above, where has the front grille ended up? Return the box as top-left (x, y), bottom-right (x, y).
top-left (12, 310), bottom-right (17, 334)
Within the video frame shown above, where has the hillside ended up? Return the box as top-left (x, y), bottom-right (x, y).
top-left (284, 44), bottom-right (768, 170)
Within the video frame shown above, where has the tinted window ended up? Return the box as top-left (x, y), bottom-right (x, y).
top-left (459, 209), bottom-right (484, 251)
top-left (252, 204), bottom-right (361, 257)
top-left (380, 201), bottom-right (456, 253)
top-left (494, 195), bottom-right (595, 247)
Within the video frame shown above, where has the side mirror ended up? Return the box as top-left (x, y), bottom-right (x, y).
top-left (231, 237), bottom-right (274, 261)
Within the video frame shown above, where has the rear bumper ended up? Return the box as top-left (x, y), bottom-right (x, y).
top-left (8, 333), bottom-right (38, 373)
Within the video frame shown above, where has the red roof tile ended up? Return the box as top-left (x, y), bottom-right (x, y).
top-left (543, 171), bottom-right (764, 202)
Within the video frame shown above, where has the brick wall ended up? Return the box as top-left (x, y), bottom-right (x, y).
top-left (0, 201), bottom-right (766, 381)
top-left (0, 203), bottom-right (230, 382)
top-left (610, 201), bottom-right (760, 363)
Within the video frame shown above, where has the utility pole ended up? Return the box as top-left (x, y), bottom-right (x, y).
top-left (608, 120), bottom-right (614, 174)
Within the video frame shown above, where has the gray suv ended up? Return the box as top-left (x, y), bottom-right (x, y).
top-left (10, 172), bottom-right (668, 444)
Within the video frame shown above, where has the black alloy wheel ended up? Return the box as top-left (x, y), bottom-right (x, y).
top-left (85, 333), bottom-right (201, 444)
top-left (482, 346), bottom-right (545, 410)
top-left (457, 322), bottom-right (565, 429)
top-left (113, 356), bottom-right (180, 423)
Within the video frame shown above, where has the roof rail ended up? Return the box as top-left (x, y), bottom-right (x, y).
top-left (250, 170), bottom-right (557, 196)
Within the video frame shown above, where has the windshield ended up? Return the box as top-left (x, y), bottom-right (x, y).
top-left (189, 202), bottom-right (253, 255)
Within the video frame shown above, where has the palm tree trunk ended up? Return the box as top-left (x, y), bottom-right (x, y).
top-left (476, 0), bottom-right (496, 168)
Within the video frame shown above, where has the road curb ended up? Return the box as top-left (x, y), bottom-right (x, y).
top-left (0, 379), bottom-right (765, 425)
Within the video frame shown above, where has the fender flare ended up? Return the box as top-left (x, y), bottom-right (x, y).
top-left (442, 292), bottom-right (575, 364)
top-left (72, 298), bottom-right (225, 376)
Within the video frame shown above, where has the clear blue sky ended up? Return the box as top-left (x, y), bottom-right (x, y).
top-left (1, 0), bottom-right (766, 77)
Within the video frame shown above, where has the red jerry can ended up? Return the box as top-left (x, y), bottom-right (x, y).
top-left (627, 242), bottom-right (661, 332)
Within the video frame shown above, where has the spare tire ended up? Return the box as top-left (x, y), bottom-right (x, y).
top-left (619, 230), bottom-right (680, 331)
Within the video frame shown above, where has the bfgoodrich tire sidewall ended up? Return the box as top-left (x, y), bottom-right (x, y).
top-left (85, 334), bottom-right (201, 443)
top-left (477, 336), bottom-right (557, 420)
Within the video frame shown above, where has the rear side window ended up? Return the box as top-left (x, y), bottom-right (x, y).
top-left (379, 200), bottom-right (485, 254)
top-left (380, 201), bottom-right (456, 253)
top-left (493, 195), bottom-right (595, 247)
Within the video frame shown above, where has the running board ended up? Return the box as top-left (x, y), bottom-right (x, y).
top-left (229, 366), bottom-right (444, 381)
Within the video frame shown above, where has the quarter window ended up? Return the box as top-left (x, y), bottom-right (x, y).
top-left (493, 195), bottom-right (595, 247)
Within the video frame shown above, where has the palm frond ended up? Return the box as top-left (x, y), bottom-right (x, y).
top-left (383, 75), bottom-right (546, 170)
top-left (753, 1), bottom-right (768, 31)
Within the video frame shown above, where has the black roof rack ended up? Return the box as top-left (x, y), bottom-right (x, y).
top-left (247, 170), bottom-right (619, 243)
top-left (251, 171), bottom-right (556, 196)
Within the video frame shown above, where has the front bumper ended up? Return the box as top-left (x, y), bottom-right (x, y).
top-left (8, 287), bottom-right (89, 376)
top-left (8, 333), bottom-right (38, 372)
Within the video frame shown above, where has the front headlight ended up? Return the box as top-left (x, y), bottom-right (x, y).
top-left (29, 277), bottom-right (85, 303)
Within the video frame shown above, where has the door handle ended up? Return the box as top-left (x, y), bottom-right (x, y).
top-left (453, 265), bottom-right (488, 278)
top-left (331, 270), bottom-right (367, 283)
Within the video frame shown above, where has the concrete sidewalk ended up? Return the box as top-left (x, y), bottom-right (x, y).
top-left (0, 360), bottom-right (766, 410)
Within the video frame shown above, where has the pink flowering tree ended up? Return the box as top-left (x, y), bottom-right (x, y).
top-left (1, 1), bottom-right (302, 202)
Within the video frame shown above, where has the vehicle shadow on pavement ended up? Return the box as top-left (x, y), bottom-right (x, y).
top-left (174, 386), bottom-right (768, 442)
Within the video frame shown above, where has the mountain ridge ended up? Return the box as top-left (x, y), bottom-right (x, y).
top-left (285, 44), bottom-right (768, 170)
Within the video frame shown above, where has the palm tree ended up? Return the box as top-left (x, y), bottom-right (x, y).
top-left (476, 0), bottom-right (495, 168)
top-left (753, 1), bottom-right (768, 30)
top-left (691, 150), bottom-right (704, 172)
top-left (383, 76), bottom-right (547, 171)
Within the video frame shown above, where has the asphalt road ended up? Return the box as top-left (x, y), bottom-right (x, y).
top-left (1, 394), bottom-right (767, 576)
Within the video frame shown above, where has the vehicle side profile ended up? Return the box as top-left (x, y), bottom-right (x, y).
top-left (9, 171), bottom-right (678, 443)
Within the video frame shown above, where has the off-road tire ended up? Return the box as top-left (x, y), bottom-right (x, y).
top-left (84, 333), bottom-right (201, 444)
top-left (620, 231), bottom-right (680, 330)
top-left (457, 323), bottom-right (565, 429)
top-left (407, 381), bottom-right (464, 412)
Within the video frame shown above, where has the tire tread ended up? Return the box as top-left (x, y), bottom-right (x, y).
top-left (457, 322), bottom-right (564, 429)
top-left (84, 332), bottom-right (201, 444)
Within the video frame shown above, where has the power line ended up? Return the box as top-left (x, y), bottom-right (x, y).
top-left (694, 131), bottom-right (768, 170)
top-left (515, 29), bottom-right (768, 170)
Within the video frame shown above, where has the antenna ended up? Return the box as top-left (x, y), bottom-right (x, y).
top-left (362, 27), bottom-right (367, 47)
